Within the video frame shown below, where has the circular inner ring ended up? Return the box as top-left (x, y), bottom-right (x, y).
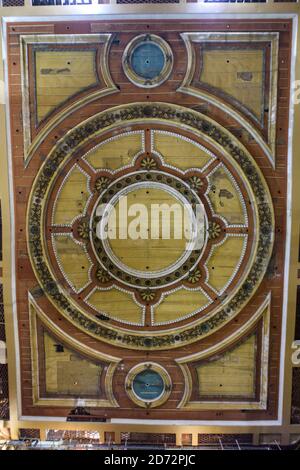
top-left (101, 182), bottom-right (201, 278)
top-left (90, 173), bottom-right (207, 289)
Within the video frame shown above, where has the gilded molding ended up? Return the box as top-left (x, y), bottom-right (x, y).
top-left (20, 33), bottom-right (119, 165)
top-left (91, 174), bottom-right (206, 289)
top-left (26, 102), bottom-right (274, 350)
top-left (178, 32), bottom-right (279, 167)
top-left (29, 293), bottom-right (120, 407)
top-left (176, 293), bottom-right (271, 410)
top-left (125, 362), bottom-right (172, 408)
top-left (122, 34), bottom-right (173, 88)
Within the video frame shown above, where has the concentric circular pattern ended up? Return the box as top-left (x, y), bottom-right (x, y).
top-left (27, 103), bottom-right (274, 349)
top-left (133, 370), bottom-right (164, 400)
top-left (131, 43), bottom-right (165, 80)
top-left (125, 363), bottom-right (172, 408)
top-left (122, 34), bottom-right (173, 88)
top-left (90, 171), bottom-right (206, 289)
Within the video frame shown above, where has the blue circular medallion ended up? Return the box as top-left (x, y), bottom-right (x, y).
top-left (130, 42), bottom-right (165, 80)
top-left (123, 34), bottom-right (173, 88)
top-left (132, 369), bottom-right (164, 401)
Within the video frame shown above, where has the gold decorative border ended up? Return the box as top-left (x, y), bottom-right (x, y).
top-left (0, 16), bottom-right (295, 437)
top-left (29, 293), bottom-right (120, 408)
top-left (178, 32), bottom-right (279, 167)
top-left (26, 103), bottom-right (275, 350)
top-left (176, 293), bottom-right (271, 410)
top-left (20, 33), bottom-right (118, 165)
top-left (122, 34), bottom-right (173, 88)
top-left (125, 362), bottom-right (172, 408)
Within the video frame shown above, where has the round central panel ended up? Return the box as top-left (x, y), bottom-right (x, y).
top-left (132, 369), bottom-right (164, 401)
top-left (126, 363), bottom-right (172, 407)
top-left (91, 176), bottom-right (207, 289)
top-left (37, 106), bottom-right (274, 346)
top-left (130, 42), bottom-right (165, 80)
top-left (107, 186), bottom-right (191, 274)
top-left (122, 34), bottom-right (173, 88)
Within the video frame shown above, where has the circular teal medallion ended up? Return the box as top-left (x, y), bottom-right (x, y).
top-left (130, 42), bottom-right (165, 80)
top-left (122, 34), bottom-right (173, 88)
top-left (132, 369), bottom-right (164, 401)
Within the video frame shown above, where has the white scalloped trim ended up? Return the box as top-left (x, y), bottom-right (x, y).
top-left (51, 232), bottom-right (93, 294)
top-left (84, 285), bottom-right (145, 326)
top-left (151, 284), bottom-right (212, 326)
top-left (150, 129), bottom-right (217, 176)
top-left (82, 130), bottom-right (145, 175)
top-left (51, 164), bottom-right (93, 228)
top-left (204, 234), bottom-right (248, 296)
top-left (206, 162), bottom-right (249, 226)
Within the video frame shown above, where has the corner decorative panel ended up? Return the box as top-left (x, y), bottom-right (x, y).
top-left (178, 32), bottom-right (279, 166)
top-left (29, 295), bottom-right (120, 407)
top-left (20, 34), bottom-right (118, 163)
top-left (177, 294), bottom-right (270, 410)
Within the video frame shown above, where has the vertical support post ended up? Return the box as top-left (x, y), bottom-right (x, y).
top-left (114, 430), bottom-right (121, 445)
top-left (39, 428), bottom-right (47, 441)
top-left (176, 433), bottom-right (182, 447)
top-left (192, 432), bottom-right (198, 447)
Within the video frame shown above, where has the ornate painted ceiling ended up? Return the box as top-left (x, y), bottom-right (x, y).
top-left (4, 18), bottom-right (291, 421)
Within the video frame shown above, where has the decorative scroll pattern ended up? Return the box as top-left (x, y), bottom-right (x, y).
top-left (27, 103), bottom-right (274, 350)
